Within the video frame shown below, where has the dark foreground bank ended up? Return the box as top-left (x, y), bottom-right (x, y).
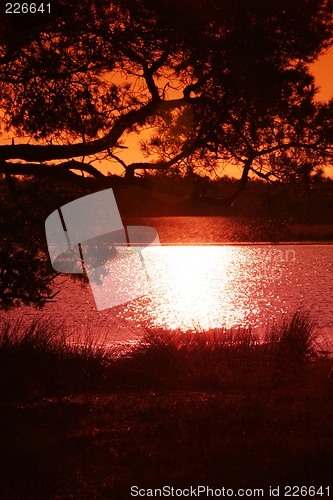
top-left (1, 313), bottom-right (333, 499)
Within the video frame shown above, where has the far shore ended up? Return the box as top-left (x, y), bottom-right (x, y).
top-left (122, 215), bottom-right (333, 244)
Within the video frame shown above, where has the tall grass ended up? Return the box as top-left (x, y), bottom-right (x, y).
top-left (265, 310), bottom-right (319, 359)
top-left (117, 311), bottom-right (324, 391)
top-left (1, 312), bottom-right (332, 499)
top-left (0, 317), bottom-right (112, 400)
top-left (115, 327), bottom-right (260, 390)
top-left (0, 311), bottom-right (332, 401)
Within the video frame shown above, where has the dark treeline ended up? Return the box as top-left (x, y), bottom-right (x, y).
top-left (113, 171), bottom-right (333, 224)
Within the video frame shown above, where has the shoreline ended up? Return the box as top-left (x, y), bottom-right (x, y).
top-left (122, 216), bottom-right (333, 244)
top-left (153, 241), bottom-right (333, 245)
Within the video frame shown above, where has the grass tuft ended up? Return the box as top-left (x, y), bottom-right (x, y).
top-left (115, 311), bottom-right (325, 391)
top-left (0, 316), bottom-right (112, 401)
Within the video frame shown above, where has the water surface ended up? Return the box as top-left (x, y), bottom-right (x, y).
top-left (4, 244), bottom-right (333, 349)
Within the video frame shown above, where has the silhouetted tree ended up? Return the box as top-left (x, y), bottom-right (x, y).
top-left (0, 0), bottom-right (332, 190)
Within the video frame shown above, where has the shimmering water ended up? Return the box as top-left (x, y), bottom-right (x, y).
top-left (3, 244), bottom-right (333, 348)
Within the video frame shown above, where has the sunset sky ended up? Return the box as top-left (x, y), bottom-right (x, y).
top-left (311, 47), bottom-right (333, 102)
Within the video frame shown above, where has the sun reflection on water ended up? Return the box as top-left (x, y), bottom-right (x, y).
top-left (120, 246), bottom-right (273, 332)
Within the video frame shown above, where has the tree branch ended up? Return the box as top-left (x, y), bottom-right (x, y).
top-left (142, 62), bottom-right (160, 100)
top-left (183, 73), bottom-right (211, 98)
top-left (124, 139), bottom-right (204, 177)
top-left (0, 159), bottom-right (106, 179)
top-left (0, 97), bottom-right (195, 163)
top-left (255, 140), bottom-right (321, 157)
top-left (193, 157), bottom-right (254, 207)
top-left (142, 52), bottom-right (169, 100)
top-left (108, 152), bottom-right (128, 170)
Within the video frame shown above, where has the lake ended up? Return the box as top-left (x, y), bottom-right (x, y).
top-left (3, 242), bottom-right (333, 351)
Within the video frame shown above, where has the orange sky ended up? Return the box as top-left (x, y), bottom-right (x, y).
top-left (310, 48), bottom-right (333, 177)
top-left (310, 47), bottom-right (333, 102)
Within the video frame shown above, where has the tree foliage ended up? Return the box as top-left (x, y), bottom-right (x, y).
top-left (1, 0), bottom-right (333, 307)
top-left (0, 0), bottom-right (332, 187)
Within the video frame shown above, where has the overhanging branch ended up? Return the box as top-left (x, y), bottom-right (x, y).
top-left (0, 159), bottom-right (106, 179)
top-left (0, 97), bottom-right (194, 163)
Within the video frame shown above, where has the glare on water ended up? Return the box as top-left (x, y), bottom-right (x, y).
top-left (121, 245), bottom-right (299, 332)
top-left (3, 245), bottom-right (333, 346)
